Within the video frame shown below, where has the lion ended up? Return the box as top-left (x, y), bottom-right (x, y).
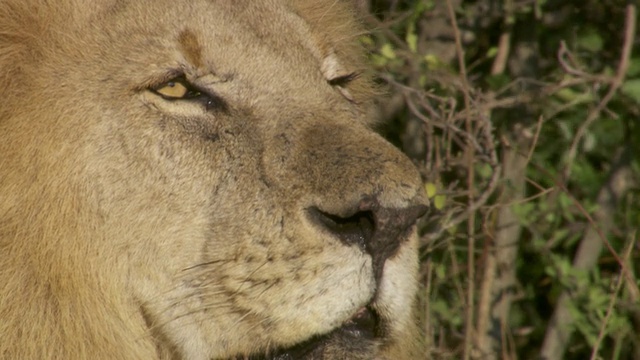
top-left (0, 0), bottom-right (429, 359)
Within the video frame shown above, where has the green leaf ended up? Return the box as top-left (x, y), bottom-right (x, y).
top-left (424, 182), bottom-right (445, 209)
top-left (486, 46), bottom-right (498, 59)
top-left (626, 57), bottom-right (640, 77)
top-left (380, 43), bottom-right (396, 60)
top-left (513, 202), bottom-right (535, 225)
top-left (475, 162), bottom-right (493, 179)
top-left (359, 35), bottom-right (374, 46)
top-left (621, 78), bottom-right (640, 104)
top-left (554, 87), bottom-right (593, 103)
top-left (371, 54), bottom-right (388, 67)
top-left (582, 131), bottom-right (596, 152)
top-left (425, 183), bottom-right (437, 198)
top-left (434, 194), bottom-right (446, 210)
top-left (424, 54), bottom-right (445, 70)
top-left (407, 32), bottom-right (418, 53)
top-left (406, 23), bottom-right (418, 53)
top-left (577, 28), bottom-right (604, 52)
top-left (419, 74), bottom-right (428, 87)
top-left (434, 263), bottom-right (446, 280)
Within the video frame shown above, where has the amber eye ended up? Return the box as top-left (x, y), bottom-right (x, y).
top-left (152, 78), bottom-right (202, 100)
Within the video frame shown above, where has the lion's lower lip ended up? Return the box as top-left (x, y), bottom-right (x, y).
top-left (250, 306), bottom-right (380, 360)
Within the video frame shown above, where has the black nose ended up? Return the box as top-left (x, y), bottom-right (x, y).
top-left (309, 197), bottom-right (428, 283)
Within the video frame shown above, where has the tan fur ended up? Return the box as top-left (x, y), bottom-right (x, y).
top-left (0, 0), bottom-right (427, 359)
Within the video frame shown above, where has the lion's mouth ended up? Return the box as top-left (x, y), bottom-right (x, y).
top-left (335, 306), bottom-right (379, 339)
top-left (247, 306), bottom-right (381, 359)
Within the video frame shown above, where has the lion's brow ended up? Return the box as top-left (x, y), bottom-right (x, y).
top-left (178, 29), bottom-right (204, 68)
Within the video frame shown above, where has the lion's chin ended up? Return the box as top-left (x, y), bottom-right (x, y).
top-left (248, 306), bottom-right (381, 360)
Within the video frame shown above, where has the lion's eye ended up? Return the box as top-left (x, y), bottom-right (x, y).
top-left (328, 72), bottom-right (359, 102)
top-left (148, 75), bottom-right (228, 111)
top-left (152, 78), bottom-right (202, 100)
top-left (328, 72), bottom-right (359, 87)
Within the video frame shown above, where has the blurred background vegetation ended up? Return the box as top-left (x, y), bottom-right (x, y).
top-left (356, 0), bottom-right (640, 359)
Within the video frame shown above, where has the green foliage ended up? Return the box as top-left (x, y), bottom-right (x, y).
top-left (577, 27), bottom-right (604, 53)
top-left (368, 0), bottom-right (639, 358)
top-left (621, 78), bottom-right (640, 104)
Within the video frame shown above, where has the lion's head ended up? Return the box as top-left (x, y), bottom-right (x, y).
top-left (0, 1), bottom-right (428, 359)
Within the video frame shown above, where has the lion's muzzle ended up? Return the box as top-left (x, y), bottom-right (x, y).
top-left (308, 196), bottom-right (428, 284)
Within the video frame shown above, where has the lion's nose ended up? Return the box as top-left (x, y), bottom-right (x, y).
top-left (309, 197), bottom-right (428, 282)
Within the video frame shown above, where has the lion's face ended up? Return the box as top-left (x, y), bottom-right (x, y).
top-left (0, 1), bottom-right (427, 359)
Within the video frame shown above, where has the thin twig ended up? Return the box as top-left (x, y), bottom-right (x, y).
top-left (444, 1), bottom-right (477, 359)
top-left (589, 232), bottom-right (636, 360)
top-left (525, 115), bottom-right (544, 166)
top-left (557, 41), bottom-right (596, 79)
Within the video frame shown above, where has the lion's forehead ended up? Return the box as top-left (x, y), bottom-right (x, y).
top-left (46, 0), bottom-right (363, 112)
top-left (2, 0), bottom-right (364, 85)
top-left (103, 1), bottom-right (346, 76)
